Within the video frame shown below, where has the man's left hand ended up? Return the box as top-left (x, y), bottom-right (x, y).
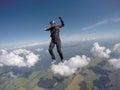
top-left (59, 17), bottom-right (62, 20)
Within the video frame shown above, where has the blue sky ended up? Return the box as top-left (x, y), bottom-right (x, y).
top-left (0, 0), bottom-right (120, 49)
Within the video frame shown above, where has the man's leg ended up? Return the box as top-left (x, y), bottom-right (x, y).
top-left (56, 40), bottom-right (64, 61)
top-left (49, 40), bottom-right (55, 60)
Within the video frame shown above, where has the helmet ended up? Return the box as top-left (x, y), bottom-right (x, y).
top-left (50, 20), bottom-right (55, 24)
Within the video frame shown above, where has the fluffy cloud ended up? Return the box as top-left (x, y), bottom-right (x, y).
top-left (108, 43), bottom-right (120, 69)
top-left (0, 49), bottom-right (39, 68)
top-left (13, 49), bottom-right (30, 54)
top-left (50, 55), bottom-right (90, 76)
top-left (113, 43), bottom-right (120, 54)
top-left (91, 42), bottom-right (111, 58)
top-left (108, 58), bottom-right (120, 69)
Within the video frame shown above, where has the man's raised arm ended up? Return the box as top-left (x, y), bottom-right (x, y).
top-left (58, 17), bottom-right (64, 28)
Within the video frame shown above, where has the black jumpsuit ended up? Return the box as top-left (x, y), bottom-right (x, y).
top-left (46, 19), bottom-right (64, 61)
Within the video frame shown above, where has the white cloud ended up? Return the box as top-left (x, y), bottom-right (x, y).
top-left (36, 48), bottom-right (44, 52)
top-left (91, 42), bottom-right (111, 58)
top-left (50, 55), bottom-right (90, 76)
top-left (108, 58), bottom-right (120, 69)
top-left (0, 49), bottom-right (40, 68)
top-left (0, 41), bottom-right (49, 50)
top-left (82, 20), bottom-right (108, 30)
top-left (113, 43), bottom-right (120, 54)
top-left (13, 49), bottom-right (30, 55)
top-left (61, 34), bottom-right (96, 42)
top-left (108, 43), bottom-right (120, 69)
top-left (26, 52), bottom-right (39, 67)
top-left (82, 17), bottom-right (120, 30)
top-left (112, 17), bottom-right (120, 22)
top-left (8, 72), bottom-right (17, 78)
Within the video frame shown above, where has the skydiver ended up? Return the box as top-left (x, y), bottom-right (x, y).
top-left (44, 17), bottom-right (64, 63)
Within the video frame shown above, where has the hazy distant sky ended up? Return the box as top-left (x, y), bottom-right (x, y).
top-left (0, 0), bottom-right (120, 48)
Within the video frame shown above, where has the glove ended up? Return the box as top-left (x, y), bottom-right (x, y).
top-left (59, 17), bottom-right (62, 20)
top-left (44, 28), bottom-right (47, 31)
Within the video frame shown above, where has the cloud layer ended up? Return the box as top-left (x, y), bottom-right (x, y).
top-left (91, 42), bottom-right (111, 58)
top-left (0, 49), bottom-right (39, 68)
top-left (50, 55), bottom-right (90, 76)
